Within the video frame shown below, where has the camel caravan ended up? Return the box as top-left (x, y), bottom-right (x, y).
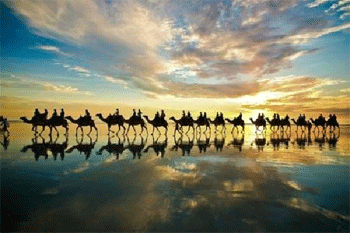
top-left (19, 108), bottom-right (340, 136)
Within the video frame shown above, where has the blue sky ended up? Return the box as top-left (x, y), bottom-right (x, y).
top-left (1, 0), bottom-right (349, 122)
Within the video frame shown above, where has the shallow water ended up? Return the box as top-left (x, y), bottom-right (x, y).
top-left (1, 123), bottom-right (349, 232)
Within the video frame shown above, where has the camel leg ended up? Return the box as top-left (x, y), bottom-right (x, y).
top-left (156, 127), bottom-right (160, 134)
top-left (126, 125), bottom-right (131, 134)
top-left (152, 126), bottom-right (155, 135)
top-left (132, 125), bottom-right (136, 135)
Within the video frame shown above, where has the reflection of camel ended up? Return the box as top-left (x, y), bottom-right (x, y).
top-left (144, 135), bottom-right (167, 158)
top-left (327, 132), bottom-right (339, 149)
top-left (169, 116), bottom-right (194, 134)
top-left (196, 132), bottom-right (211, 153)
top-left (21, 135), bottom-right (67, 160)
top-left (143, 115), bottom-right (168, 135)
top-left (310, 118), bottom-right (326, 131)
top-left (126, 135), bottom-right (147, 159)
top-left (270, 132), bottom-right (290, 150)
top-left (97, 135), bottom-right (126, 160)
top-left (171, 134), bottom-right (194, 156)
top-left (293, 131), bottom-right (311, 149)
top-left (214, 132), bottom-right (225, 152)
top-left (96, 113), bottom-right (125, 135)
top-left (251, 133), bottom-right (266, 151)
top-left (65, 116), bottom-right (97, 135)
top-left (209, 117), bottom-right (225, 133)
top-left (314, 131), bottom-right (326, 150)
top-left (123, 115), bottom-right (148, 135)
top-left (0, 133), bottom-right (10, 150)
top-left (227, 132), bottom-right (244, 151)
top-left (66, 135), bottom-right (97, 160)
top-left (250, 117), bottom-right (266, 132)
top-left (20, 116), bottom-right (69, 135)
top-left (225, 117), bottom-right (244, 133)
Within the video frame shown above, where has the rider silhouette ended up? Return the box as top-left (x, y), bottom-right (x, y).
top-left (187, 111), bottom-right (191, 120)
top-left (161, 110), bottom-right (165, 120)
top-left (115, 108), bottom-right (120, 116)
top-left (52, 109), bottom-right (58, 117)
top-left (44, 109), bottom-right (48, 119)
top-left (137, 109), bottom-right (142, 118)
top-left (199, 112), bottom-right (203, 121)
top-left (132, 109), bottom-right (137, 117)
top-left (237, 112), bottom-right (242, 120)
top-left (85, 109), bottom-right (91, 121)
top-left (155, 111), bottom-right (160, 120)
top-left (60, 108), bottom-right (65, 118)
top-left (220, 112), bottom-right (224, 121)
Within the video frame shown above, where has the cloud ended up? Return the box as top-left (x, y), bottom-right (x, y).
top-left (104, 76), bottom-right (128, 86)
top-left (36, 45), bottom-right (71, 57)
top-left (307, 0), bottom-right (334, 8)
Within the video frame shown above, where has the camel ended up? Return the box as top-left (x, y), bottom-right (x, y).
top-left (225, 117), bottom-right (244, 133)
top-left (169, 116), bottom-right (195, 134)
top-left (249, 117), bottom-right (266, 132)
top-left (20, 116), bottom-right (68, 135)
top-left (118, 115), bottom-right (147, 135)
top-left (291, 118), bottom-right (308, 132)
top-left (209, 116), bottom-right (225, 133)
top-left (326, 117), bottom-right (340, 132)
top-left (194, 117), bottom-right (211, 133)
top-left (96, 113), bottom-right (125, 135)
top-left (65, 116), bottom-right (97, 135)
top-left (265, 117), bottom-right (280, 131)
top-left (143, 115), bottom-right (168, 135)
top-left (310, 117), bottom-right (326, 131)
top-left (279, 115), bottom-right (291, 131)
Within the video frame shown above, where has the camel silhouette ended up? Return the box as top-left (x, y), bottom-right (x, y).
top-left (20, 115), bottom-right (69, 135)
top-left (97, 135), bottom-right (126, 160)
top-left (225, 117), bottom-right (244, 133)
top-left (249, 116), bottom-right (266, 132)
top-left (327, 132), bottom-right (339, 149)
top-left (326, 116), bottom-right (340, 132)
top-left (1, 133), bottom-right (10, 150)
top-left (310, 117), bottom-right (326, 131)
top-left (251, 133), bottom-right (266, 152)
top-left (65, 116), bottom-right (97, 135)
top-left (143, 115), bottom-right (168, 135)
top-left (293, 131), bottom-right (311, 149)
top-left (269, 131), bottom-right (290, 150)
top-left (169, 116), bottom-right (195, 134)
top-left (143, 134), bottom-right (167, 157)
top-left (96, 113), bottom-right (125, 135)
top-left (122, 115), bottom-right (148, 135)
top-left (279, 115), bottom-right (291, 132)
top-left (209, 116), bottom-right (225, 133)
top-left (265, 117), bottom-right (280, 131)
top-left (194, 115), bottom-right (211, 134)
top-left (66, 135), bottom-right (97, 160)
top-left (314, 131), bottom-right (326, 150)
top-left (291, 117), bottom-right (308, 132)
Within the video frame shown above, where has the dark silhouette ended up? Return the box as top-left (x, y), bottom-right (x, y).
top-left (96, 113), bottom-right (125, 135)
top-left (0, 133), bottom-right (10, 150)
top-left (196, 132), bottom-right (211, 153)
top-left (270, 131), bottom-right (290, 150)
top-left (169, 114), bottom-right (195, 134)
top-left (21, 135), bottom-right (50, 161)
top-left (251, 132), bottom-right (266, 151)
top-left (213, 132), bottom-right (225, 152)
top-left (171, 134), bottom-right (194, 156)
top-left (265, 115), bottom-right (280, 132)
top-left (194, 112), bottom-right (211, 134)
top-left (0, 117), bottom-right (10, 134)
top-left (279, 115), bottom-right (291, 132)
top-left (314, 130), bottom-right (326, 151)
top-left (310, 114), bottom-right (326, 132)
top-left (225, 114), bottom-right (245, 133)
top-left (293, 131), bottom-right (311, 149)
top-left (126, 135), bottom-right (147, 159)
top-left (143, 134), bottom-right (167, 158)
top-left (227, 132), bottom-right (244, 151)
top-left (327, 131), bottom-right (339, 149)
top-left (250, 114), bottom-right (266, 132)
top-left (209, 112), bottom-right (225, 133)
top-left (326, 114), bottom-right (340, 132)
top-left (66, 134), bottom-right (97, 160)
top-left (65, 115), bottom-right (97, 135)
top-left (291, 114), bottom-right (308, 132)
top-left (143, 114), bottom-right (168, 135)
top-left (122, 112), bottom-right (148, 135)
top-left (97, 134), bottom-right (126, 160)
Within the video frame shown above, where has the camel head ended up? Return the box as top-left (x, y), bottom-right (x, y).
top-left (169, 116), bottom-right (176, 121)
top-left (20, 116), bottom-right (27, 121)
top-left (96, 113), bottom-right (102, 117)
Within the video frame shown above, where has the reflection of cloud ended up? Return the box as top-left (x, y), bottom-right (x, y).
top-left (63, 161), bottom-right (90, 175)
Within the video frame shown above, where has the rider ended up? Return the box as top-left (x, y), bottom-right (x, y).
top-left (85, 109), bottom-right (91, 121)
top-left (1, 117), bottom-right (9, 133)
top-left (155, 111), bottom-right (160, 121)
top-left (220, 112), bottom-right (224, 121)
top-left (132, 109), bottom-right (137, 117)
top-left (44, 109), bottom-right (48, 119)
top-left (204, 112), bottom-right (207, 120)
top-left (199, 112), bottom-right (203, 122)
top-left (52, 109), bottom-right (58, 118)
top-left (160, 110), bottom-right (166, 120)
top-left (187, 111), bottom-right (192, 120)
top-left (60, 108), bottom-right (65, 118)
top-left (138, 109), bottom-right (142, 118)
top-left (318, 113), bottom-right (324, 121)
top-left (237, 112), bottom-right (242, 120)
top-left (181, 110), bottom-right (186, 121)
top-left (114, 108), bottom-right (120, 116)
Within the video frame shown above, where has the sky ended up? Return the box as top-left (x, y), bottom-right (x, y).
top-left (1, 0), bottom-right (350, 123)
